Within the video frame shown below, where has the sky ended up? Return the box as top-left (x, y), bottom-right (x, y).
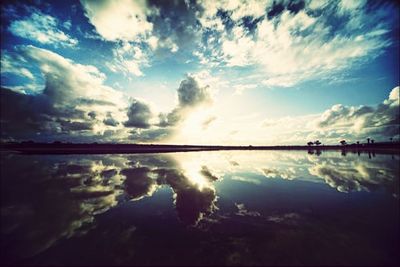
top-left (0, 0), bottom-right (399, 145)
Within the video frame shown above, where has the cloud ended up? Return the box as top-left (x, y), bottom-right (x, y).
top-left (202, 116), bottom-right (217, 129)
top-left (80, 0), bottom-right (154, 42)
top-left (316, 86), bottom-right (400, 139)
top-left (124, 99), bottom-right (153, 129)
top-left (156, 74), bottom-right (213, 130)
top-left (8, 9), bottom-right (78, 47)
top-left (0, 51), bottom-right (34, 80)
top-left (107, 42), bottom-right (148, 77)
top-left (1, 48), bottom-right (216, 143)
top-left (129, 128), bottom-right (173, 142)
top-left (177, 75), bottom-right (212, 107)
top-left (195, 0), bottom-right (394, 86)
top-left (1, 45), bottom-right (128, 140)
top-left (259, 86), bottom-right (399, 145)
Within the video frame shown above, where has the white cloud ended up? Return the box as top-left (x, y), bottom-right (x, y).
top-left (197, 0), bottom-right (272, 26)
top-left (80, 0), bottom-right (154, 42)
top-left (1, 45), bottom-right (129, 139)
top-left (107, 42), bottom-right (148, 77)
top-left (315, 86), bottom-right (399, 137)
top-left (260, 86), bottom-right (399, 144)
top-left (195, 0), bottom-right (392, 87)
top-left (1, 51), bottom-right (34, 80)
top-left (8, 10), bottom-right (78, 47)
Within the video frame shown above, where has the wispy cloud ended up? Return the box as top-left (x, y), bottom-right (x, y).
top-left (195, 0), bottom-right (393, 86)
top-left (8, 9), bottom-right (78, 47)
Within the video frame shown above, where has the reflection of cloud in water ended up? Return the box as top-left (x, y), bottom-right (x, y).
top-left (114, 155), bottom-right (220, 226)
top-left (309, 158), bottom-right (399, 195)
top-left (0, 156), bottom-right (125, 260)
top-left (231, 175), bottom-right (261, 185)
top-left (1, 153), bottom-right (221, 262)
top-left (267, 213), bottom-right (301, 225)
top-left (154, 167), bottom-right (218, 226)
top-left (121, 167), bottom-right (158, 201)
top-left (1, 150), bottom-right (398, 263)
top-left (261, 167), bottom-right (296, 180)
top-left (235, 203), bottom-right (260, 217)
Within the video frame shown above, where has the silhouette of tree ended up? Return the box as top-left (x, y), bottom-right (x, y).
top-left (340, 140), bottom-right (346, 146)
top-left (307, 141), bottom-right (314, 146)
top-left (371, 139), bottom-right (375, 144)
top-left (314, 140), bottom-right (321, 146)
top-left (367, 138), bottom-right (370, 144)
top-left (356, 141), bottom-right (360, 145)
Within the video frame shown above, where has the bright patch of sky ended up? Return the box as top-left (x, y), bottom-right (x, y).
top-left (0, 0), bottom-right (399, 144)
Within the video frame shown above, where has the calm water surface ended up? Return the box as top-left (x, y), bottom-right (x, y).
top-left (1, 150), bottom-right (399, 266)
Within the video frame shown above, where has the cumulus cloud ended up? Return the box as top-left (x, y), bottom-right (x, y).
top-left (1, 46), bottom-right (216, 143)
top-left (124, 99), bottom-right (152, 129)
top-left (0, 45), bottom-right (128, 140)
top-left (158, 75), bottom-right (213, 127)
top-left (260, 86), bottom-right (399, 145)
top-left (316, 86), bottom-right (400, 139)
top-left (148, 74), bottom-right (214, 142)
top-left (195, 0), bottom-right (394, 86)
top-left (80, 0), bottom-right (189, 78)
top-left (8, 9), bottom-right (78, 47)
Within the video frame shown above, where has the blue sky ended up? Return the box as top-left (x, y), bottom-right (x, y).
top-left (0, 0), bottom-right (399, 145)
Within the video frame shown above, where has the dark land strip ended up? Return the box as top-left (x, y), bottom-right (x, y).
top-left (1, 142), bottom-right (399, 155)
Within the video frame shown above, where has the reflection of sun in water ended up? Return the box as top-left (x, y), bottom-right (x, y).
top-left (180, 159), bottom-right (210, 191)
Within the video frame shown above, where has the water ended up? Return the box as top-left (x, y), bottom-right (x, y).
top-left (1, 150), bottom-right (399, 266)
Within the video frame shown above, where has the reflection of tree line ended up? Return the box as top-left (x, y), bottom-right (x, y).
top-left (307, 149), bottom-right (389, 158)
top-left (0, 154), bottom-right (219, 263)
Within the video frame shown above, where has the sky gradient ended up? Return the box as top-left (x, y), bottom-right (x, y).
top-left (1, 0), bottom-right (399, 145)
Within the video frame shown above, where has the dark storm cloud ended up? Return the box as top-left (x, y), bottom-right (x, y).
top-left (124, 99), bottom-right (152, 129)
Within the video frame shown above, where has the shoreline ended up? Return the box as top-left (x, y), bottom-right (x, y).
top-left (1, 143), bottom-right (399, 155)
